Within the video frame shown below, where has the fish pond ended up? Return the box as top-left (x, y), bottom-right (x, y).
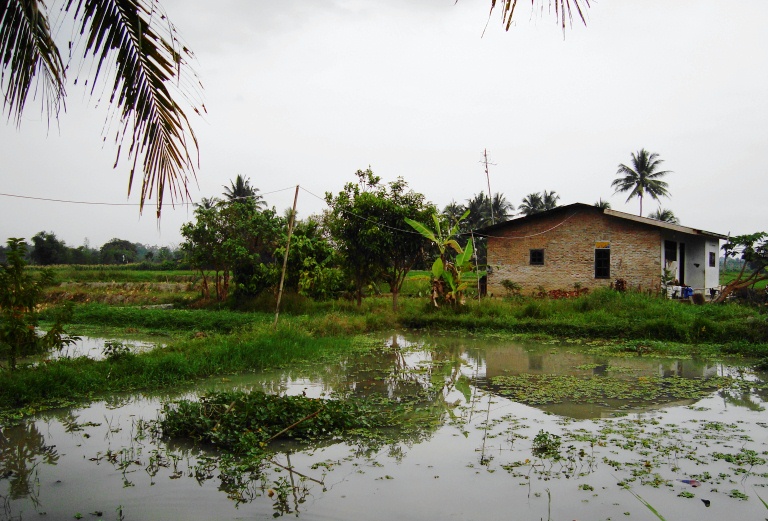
top-left (2, 333), bottom-right (768, 521)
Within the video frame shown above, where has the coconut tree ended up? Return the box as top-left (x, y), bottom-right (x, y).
top-left (542, 190), bottom-right (560, 211)
top-left (223, 175), bottom-right (265, 208)
top-left (648, 207), bottom-right (679, 224)
top-left (594, 198), bottom-right (611, 209)
top-left (0, 0), bottom-right (201, 217)
top-left (519, 193), bottom-right (544, 216)
top-left (612, 149), bottom-right (672, 216)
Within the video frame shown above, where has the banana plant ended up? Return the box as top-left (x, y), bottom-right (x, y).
top-left (405, 210), bottom-right (474, 306)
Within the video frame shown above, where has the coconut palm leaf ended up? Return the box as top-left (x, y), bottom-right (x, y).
top-left (67, 0), bottom-right (200, 217)
top-left (489, 0), bottom-right (590, 33)
top-left (2, 0), bottom-right (200, 218)
top-left (0, 0), bottom-right (66, 121)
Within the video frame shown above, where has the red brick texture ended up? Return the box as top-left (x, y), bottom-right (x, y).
top-left (486, 208), bottom-right (662, 296)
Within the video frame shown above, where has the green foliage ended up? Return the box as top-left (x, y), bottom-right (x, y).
top-left (325, 169), bottom-right (434, 309)
top-left (716, 232), bottom-right (768, 303)
top-left (181, 199), bottom-right (283, 301)
top-left (612, 149), bottom-right (672, 216)
top-left (501, 279), bottom-right (522, 297)
top-left (532, 430), bottom-right (562, 459)
top-left (405, 210), bottom-right (474, 307)
top-left (278, 217), bottom-right (345, 300)
top-left (30, 231), bottom-right (69, 265)
top-left (100, 239), bottom-right (139, 264)
top-left (160, 390), bottom-right (397, 453)
top-left (0, 323), bottom-right (365, 410)
top-left (0, 239), bottom-right (77, 370)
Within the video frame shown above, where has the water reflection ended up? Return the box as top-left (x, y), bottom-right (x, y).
top-left (1, 332), bottom-right (766, 521)
top-left (0, 422), bottom-right (58, 501)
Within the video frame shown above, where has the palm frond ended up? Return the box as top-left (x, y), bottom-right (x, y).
top-left (1, 0), bottom-right (66, 122)
top-left (490, 0), bottom-right (590, 34)
top-left (67, 0), bottom-right (200, 217)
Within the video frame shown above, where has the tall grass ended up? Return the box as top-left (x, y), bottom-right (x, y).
top-left (0, 324), bottom-right (364, 410)
top-left (397, 288), bottom-right (768, 345)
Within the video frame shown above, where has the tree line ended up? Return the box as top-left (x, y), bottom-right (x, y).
top-left (0, 235), bottom-right (182, 268)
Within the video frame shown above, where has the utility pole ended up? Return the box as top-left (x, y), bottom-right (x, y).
top-left (274, 185), bottom-right (300, 329)
top-left (481, 148), bottom-right (496, 225)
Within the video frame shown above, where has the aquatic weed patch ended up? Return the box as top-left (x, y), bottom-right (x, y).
top-left (160, 390), bottom-right (430, 455)
top-left (488, 374), bottom-right (727, 407)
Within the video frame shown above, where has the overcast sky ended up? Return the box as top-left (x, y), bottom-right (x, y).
top-left (2, 0), bottom-right (766, 249)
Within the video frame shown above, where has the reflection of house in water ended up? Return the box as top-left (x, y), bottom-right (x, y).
top-left (484, 345), bottom-right (718, 380)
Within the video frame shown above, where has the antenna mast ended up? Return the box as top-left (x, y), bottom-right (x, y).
top-left (482, 148), bottom-right (497, 225)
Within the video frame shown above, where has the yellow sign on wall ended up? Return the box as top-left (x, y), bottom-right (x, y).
top-left (595, 241), bottom-right (610, 249)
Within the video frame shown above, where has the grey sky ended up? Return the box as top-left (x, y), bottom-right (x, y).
top-left (2, 1), bottom-right (766, 249)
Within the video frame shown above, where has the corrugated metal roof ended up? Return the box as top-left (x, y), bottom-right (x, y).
top-left (474, 203), bottom-right (728, 240)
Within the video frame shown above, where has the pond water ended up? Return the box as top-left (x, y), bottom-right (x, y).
top-left (2, 333), bottom-right (768, 521)
top-left (50, 336), bottom-right (161, 361)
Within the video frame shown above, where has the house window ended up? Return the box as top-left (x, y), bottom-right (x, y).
top-left (595, 248), bottom-right (610, 279)
top-left (709, 252), bottom-right (716, 268)
top-left (529, 249), bottom-right (544, 265)
top-left (664, 240), bottom-right (677, 263)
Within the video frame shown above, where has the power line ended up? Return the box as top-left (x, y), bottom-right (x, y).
top-left (0, 186), bottom-right (298, 207)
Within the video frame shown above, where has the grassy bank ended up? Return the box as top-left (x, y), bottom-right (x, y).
top-left (0, 323), bottom-right (374, 415)
top-left (398, 289), bottom-right (768, 347)
top-left (3, 287), bottom-right (765, 418)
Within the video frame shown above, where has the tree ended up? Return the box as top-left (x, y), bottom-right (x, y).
top-left (30, 231), bottom-right (69, 265)
top-left (181, 198), bottom-right (282, 301)
top-left (612, 149), bottom-right (672, 216)
top-left (594, 198), bottom-right (611, 209)
top-left (325, 169), bottom-right (433, 309)
top-left (277, 216), bottom-right (344, 301)
top-left (542, 190), bottom-right (560, 211)
top-left (519, 191), bottom-right (559, 216)
top-left (100, 238), bottom-right (138, 264)
top-left (0, 238), bottom-right (76, 370)
top-left (223, 175), bottom-right (265, 209)
top-left (1, 0), bottom-right (201, 217)
top-left (405, 210), bottom-right (474, 307)
top-left (647, 207), bottom-right (679, 224)
top-left (715, 232), bottom-right (768, 303)
top-left (519, 192), bottom-right (543, 216)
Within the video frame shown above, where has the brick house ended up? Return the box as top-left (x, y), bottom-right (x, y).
top-left (477, 203), bottom-right (726, 296)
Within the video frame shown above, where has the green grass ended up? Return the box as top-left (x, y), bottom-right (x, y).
top-left (0, 323), bottom-right (371, 412)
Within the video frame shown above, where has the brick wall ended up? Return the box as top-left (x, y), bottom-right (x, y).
top-left (486, 208), bottom-right (662, 296)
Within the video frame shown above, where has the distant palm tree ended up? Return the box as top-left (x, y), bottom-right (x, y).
top-left (519, 192), bottom-right (544, 216)
top-left (647, 207), bottom-right (679, 224)
top-left (542, 190), bottom-right (560, 211)
top-left (612, 149), bottom-right (672, 216)
top-left (490, 193), bottom-right (515, 223)
top-left (594, 198), bottom-right (611, 209)
top-left (442, 200), bottom-right (466, 225)
top-left (223, 175), bottom-right (265, 208)
top-left (195, 197), bottom-right (219, 210)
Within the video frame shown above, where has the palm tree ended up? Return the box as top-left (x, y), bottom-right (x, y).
top-left (542, 190), bottom-right (560, 211)
top-left (442, 200), bottom-right (466, 226)
top-left (1, 0), bottom-right (201, 217)
top-left (612, 149), bottom-right (672, 216)
top-left (594, 198), bottom-right (611, 209)
top-left (647, 207), bottom-right (679, 224)
top-left (223, 175), bottom-right (265, 209)
top-left (490, 193), bottom-right (515, 223)
top-left (519, 192), bottom-right (544, 216)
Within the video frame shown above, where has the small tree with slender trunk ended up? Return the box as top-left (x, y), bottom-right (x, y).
top-left (0, 239), bottom-right (77, 370)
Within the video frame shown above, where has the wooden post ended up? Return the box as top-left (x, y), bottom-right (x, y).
top-left (274, 185), bottom-right (300, 329)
